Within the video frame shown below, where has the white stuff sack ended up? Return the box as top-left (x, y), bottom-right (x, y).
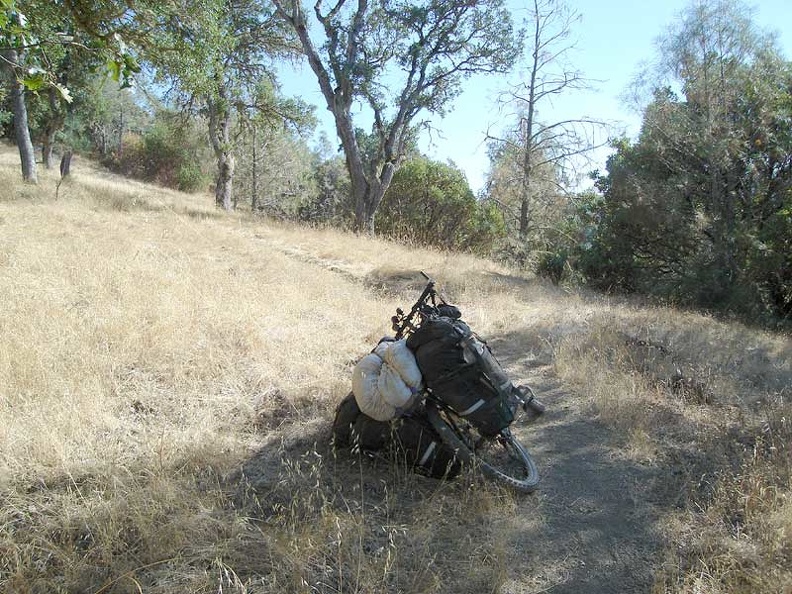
top-left (383, 339), bottom-right (423, 390)
top-left (378, 363), bottom-right (414, 408)
top-left (351, 352), bottom-right (397, 421)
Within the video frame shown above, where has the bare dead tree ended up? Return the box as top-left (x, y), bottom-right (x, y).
top-left (488, 0), bottom-right (609, 238)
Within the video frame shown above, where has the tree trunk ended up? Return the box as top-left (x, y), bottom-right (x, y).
top-left (350, 154), bottom-right (396, 234)
top-left (519, 113), bottom-right (535, 238)
top-left (215, 151), bottom-right (234, 211)
top-left (42, 140), bottom-right (54, 169)
top-left (12, 81), bottom-right (37, 183)
top-left (117, 105), bottom-right (124, 158)
top-left (251, 125), bottom-right (258, 211)
top-left (207, 92), bottom-right (234, 211)
top-left (60, 151), bottom-right (73, 177)
top-left (353, 190), bottom-right (376, 234)
top-left (42, 87), bottom-right (64, 170)
top-left (5, 50), bottom-right (38, 183)
top-left (335, 107), bottom-right (379, 233)
top-left (352, 172), bottom-right (393, 234)
top-left (275, 4), bottom-right (394, 233)
top-left (519, 0), bottom-right (541, 239)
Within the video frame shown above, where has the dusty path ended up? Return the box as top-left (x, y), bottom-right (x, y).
top-left (500, 365), bottom-right (664, 593)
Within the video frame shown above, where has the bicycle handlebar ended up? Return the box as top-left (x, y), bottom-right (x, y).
top-left (392, 271), bottom-right (443, 339)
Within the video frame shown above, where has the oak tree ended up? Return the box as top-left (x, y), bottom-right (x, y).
top-left (273, 0), bottom-right (520, 232)
top-left (1, 0), bottom-right (154, 181)
top-left (149, 0), bottom-right (303, 210)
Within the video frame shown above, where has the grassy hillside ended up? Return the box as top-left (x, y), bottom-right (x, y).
top-left (1, 145), bottom-right (790, 593)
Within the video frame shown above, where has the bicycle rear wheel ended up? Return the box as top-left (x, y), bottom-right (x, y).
top-left (425, 401), bottom-right (540, 493)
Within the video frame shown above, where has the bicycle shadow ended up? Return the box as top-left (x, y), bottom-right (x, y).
top-left (228, 417), bottom-right (524, 592)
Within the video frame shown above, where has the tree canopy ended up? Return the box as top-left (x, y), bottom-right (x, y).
top-left (577, 0), bottom-right (792, 323)
top-left (146, 0), bottom-right (309, 210)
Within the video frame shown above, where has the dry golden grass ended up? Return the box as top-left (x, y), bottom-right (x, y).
top-left (1, 144), bottom-right (790, 593)
top-left (550, 303), bottom-right (792, 593)
top-left (0, 147), bottom-right (530, 593)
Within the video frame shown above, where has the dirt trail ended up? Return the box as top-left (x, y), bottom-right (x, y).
top-left (502, 366), bottom-right (663, 593)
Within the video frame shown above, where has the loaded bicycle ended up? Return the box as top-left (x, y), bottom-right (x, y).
top-left (334, 272), bottom-right (545, 493)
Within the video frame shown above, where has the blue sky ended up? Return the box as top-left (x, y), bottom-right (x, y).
top-left (279, 0), bottom-right (792, 193)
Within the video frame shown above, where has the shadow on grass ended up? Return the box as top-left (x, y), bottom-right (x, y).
top-left (228, 417), bottom-right (520, 594)
top-left (226, 318), bottom-right (685, 593)
top-left (230, 389), bottom-right (677, 593)
top-left (363, 266), bottom-right (431, 297)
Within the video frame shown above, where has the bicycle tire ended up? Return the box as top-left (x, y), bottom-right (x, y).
top-left (425, 401), bottom-right (540, 493)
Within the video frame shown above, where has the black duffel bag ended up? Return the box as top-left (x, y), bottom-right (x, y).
top-left (406, 316), bottom-right (515, 436)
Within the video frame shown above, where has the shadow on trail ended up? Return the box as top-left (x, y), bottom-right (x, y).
top-left (230, 391), bottom-right (668, 593)
top-left (230, 397), bottom-right (666, 593)
top-left (489, 329), bottom-right (670, 593)
top-left (514, 392), bottom-right (663, 592)
top-left (228, 417), bottom-right (530, 593)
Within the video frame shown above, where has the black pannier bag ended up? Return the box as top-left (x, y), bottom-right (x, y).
top-left (406, 316), bottom-right (515, 436)
top-left (391, 413), bottom-right (462, 478)
top-left (332, 392), bottom-right (462, 479)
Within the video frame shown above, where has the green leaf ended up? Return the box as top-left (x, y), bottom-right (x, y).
top-left (123, 54), bottom-right (141, 74)
top-left (21, 72), bottom-right (47, 92)
top-left (107, 59), bottom-right (122, 82)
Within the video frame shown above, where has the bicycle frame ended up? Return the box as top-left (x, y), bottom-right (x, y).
top-left (392, 272), bottom-right (544, 424)
top-left (379, 271), bottom-right (543, 491)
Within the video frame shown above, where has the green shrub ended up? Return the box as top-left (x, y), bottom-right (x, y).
top-left (536, 250), bottom-right (567, 285)
top-left (376, 157), bottom-right (505, 253)
top-left (108, 112), bottom-right (209, 193)
top-left (176, 161), bottom-right (208, 193)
